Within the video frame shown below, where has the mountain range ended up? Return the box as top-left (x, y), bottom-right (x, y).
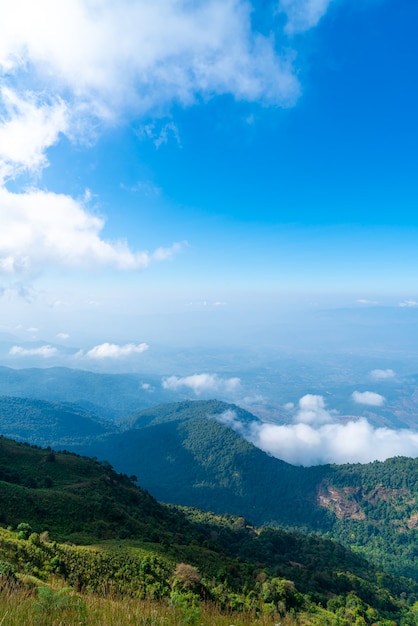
top-left (2, 385), bottom-right (418, 585)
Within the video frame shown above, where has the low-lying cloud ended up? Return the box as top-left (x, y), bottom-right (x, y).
top-left (9, 345), bottom-right (58, 358)
top-left (216, 394), bottom-right (418, 466)
top-left (162, 373), bottom-right (241, 396)
top-left (370, 369), bottom-right (395, 380)
top-left (85, 342), bottom-right (149, 359)
top-left (352, 391), bottom-right (385, 406)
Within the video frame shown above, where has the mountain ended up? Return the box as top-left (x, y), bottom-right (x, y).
top-left (0, 396), bottom-right (116, 446)
top-left (71, 400), bottom-right (330, 529)
top-left (4, 392), bottom-right (418, 585)
top-left (0, 366), bottom-right (162, 420)
top-left (0, 434), bottom-right (416, 625)
top-left (64, 400), bottom-right (418, 583)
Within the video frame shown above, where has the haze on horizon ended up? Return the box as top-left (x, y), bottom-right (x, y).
top-left (1, 0), bottom-right (418, 466)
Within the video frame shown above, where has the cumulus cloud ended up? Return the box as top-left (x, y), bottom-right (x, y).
top-left (370, 369), bottom-right (395, 380)
top-left (9, 345), bottom-right (58, 357)
top-left (218, 394), bottom-right (418, 466)
top-left (0, 87), bottom-right (68, 180)
top-left (294, 393), bottom-right (335, 424)
top-left (248, 417), bottom-right (418, 466)
top-left (0, 0), bottom-right (300, 150)
top-left (352, 391), bottom-right (385, 407)
top-left (85, 342), bottom-right (149, 359)
top-left (278, 0), bottom-right (335, 34)
top-left (1, 1), bottom-right (304, 277)
top-left (162, 373), bottom-right (241, 396)
top-left (0, 187), bottom-right (183, 274)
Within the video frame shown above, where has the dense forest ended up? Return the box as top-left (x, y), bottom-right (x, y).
top-left (4, 396), bottom-right (418, 622)
top-left (0, 436), bottom-right (417, 624)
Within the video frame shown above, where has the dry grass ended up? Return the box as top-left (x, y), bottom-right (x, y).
top-left (0, 581), bottom-right (315, 626)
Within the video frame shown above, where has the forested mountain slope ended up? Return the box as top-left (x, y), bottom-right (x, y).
top-left (0, 396), bottom-right (116, 446)
top-left (0, 435), bottom-right (416, 625)
top-left (69, 401), bottom-right (418, 583)
top-left (71, 400), bottom-right (331, 529)
top-left (4, 394), bottom-right (418, 584)
top-left (0, 366), bottom-right (160, 420)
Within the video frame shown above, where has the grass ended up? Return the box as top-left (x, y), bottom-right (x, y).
top-left (0, 581), bottom-right (313, 626)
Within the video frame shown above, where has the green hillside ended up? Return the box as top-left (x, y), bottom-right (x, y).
top-left (0, 435), bottom-right (416, 624)
top-left (68, 400), bottom-right (418, 584)
top-left (0, 396), bottom-right (116, 446)
top-left (0, 366), bottom-right (161, 420)
top-left (5, 395), bottom-right (418, 591)
top-left (72, 400), bottom-right (330, 529)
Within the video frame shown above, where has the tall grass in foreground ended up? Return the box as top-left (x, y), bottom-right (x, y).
top-left (0, 581), bottom-right (313, 626)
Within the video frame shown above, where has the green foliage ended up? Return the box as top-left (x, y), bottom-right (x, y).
top-left (69, 401), bottom-right (418, 585)
top-left (34, 585), bottom-right (86, 625)
top-left (0, 396), bottom-right (114, 447)
top-left (2, 408), bottom-right (418, 624)
top-left (16, 523), bottom-right (32, 540)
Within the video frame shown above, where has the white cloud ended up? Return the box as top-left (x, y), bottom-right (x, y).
top-left (184, 300), bottom-right (226, 309)
top-left (0, 87), bottom-right (68, 181)
top-left (9, 344), bottom-right (58, 357)
top-left (242, 394), bottom-right (266, 405)
top-left (0, 1), bottom-right (304, 279)
top-left (85, 342), bottom-right (149, 359)
top-left (216, 408), bottom-right (241, 427)
top-left (247, 417), bottom-right (418, 466)
top-left (138, 121), bottom-right (182, 149)
top-left (57, 332), bottom-right (70, 340)
top-left (162, 373), bottom-right (241, 395)
top-left (356, 299), bottom-right (379, 305)
top-left (294, 393), bottom-right (335, 424)
top-left (0, 187), bottom-right (183, 274)
top-left (399, 300), bottom-right (418, 308)
top-left (278, 0), bottom-right (335, 34)
top-left (370, 369), bottom-right (395, 381)
top-left (352, 391), bottom-right (385, 407)
top-left (218, 394), bottom-right (418, 466)
top-left (0, 0), bottom-right (300, 136)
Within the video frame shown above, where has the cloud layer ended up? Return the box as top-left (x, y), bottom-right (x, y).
top-left (370, 369), bottom-right (395, 380)
top-left (219, 394), bottom-right (418, 466)
top-left (162, 373), bottom-right (241, 396)
top-left (352, 391), bottom-right (385, 407)
top-left (9, 344), bottom-right (58, 358)
top-left (85, 342), bottom-right (149, 359)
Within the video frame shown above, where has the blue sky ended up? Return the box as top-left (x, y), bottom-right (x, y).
top-left (1, 0), bottom-right (418, 356)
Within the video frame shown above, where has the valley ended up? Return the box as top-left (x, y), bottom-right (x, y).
top-left (1, 365), bottom-right (418, 623)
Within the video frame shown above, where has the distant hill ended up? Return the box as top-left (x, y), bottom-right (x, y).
top-left (0, 396), bottom-right (116, 446)
top-left (0, 366), bottom-right (162, 420)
